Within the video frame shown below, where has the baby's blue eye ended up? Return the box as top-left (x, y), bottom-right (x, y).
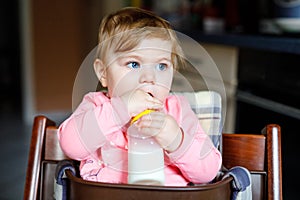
top-left (127, 62), bottom-right (140, 69)
top-left (156, 63), bottom-right (167, 71)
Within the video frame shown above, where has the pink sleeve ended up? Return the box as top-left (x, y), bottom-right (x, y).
top-left (58, 92), bottom-right (130, 160)
top-left (165, 96), bottom-right (222, 183)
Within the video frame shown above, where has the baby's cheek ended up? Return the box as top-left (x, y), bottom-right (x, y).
top-left (156, 90), bottom-right (170, 102)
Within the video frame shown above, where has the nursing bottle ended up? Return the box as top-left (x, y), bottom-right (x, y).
top-left (127, 109), bottom-right (165, 185)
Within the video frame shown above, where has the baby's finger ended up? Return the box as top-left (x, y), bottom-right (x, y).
top-left (137, 114), bottom-right (165, 134)
top-left (147, 112), bottom-right (166, 121)
top-left (147, 103), bottom-right (163, 110)
top-left (138, 126), bottom-right (161, 137)
top-left (138, 117), bottom-right (164, 129)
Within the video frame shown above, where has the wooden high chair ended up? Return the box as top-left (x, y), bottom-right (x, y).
top-left (23, 92), bottom-right (282, 200)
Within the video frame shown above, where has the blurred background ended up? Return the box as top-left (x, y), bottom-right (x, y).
top-left (1, 0), bottom-right (299, 199)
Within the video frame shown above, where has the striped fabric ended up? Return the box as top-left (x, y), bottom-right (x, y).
top-left (172, 91), bottom-right (222, 147)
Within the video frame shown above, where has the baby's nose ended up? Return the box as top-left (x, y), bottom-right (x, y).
top-left (139, 66), bottom-right (156, 84)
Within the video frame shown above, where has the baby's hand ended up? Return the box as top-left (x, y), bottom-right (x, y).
top-left (135, 112), bottom-right (183, 152)
top-left (121, 89), bottom-right (163, 117)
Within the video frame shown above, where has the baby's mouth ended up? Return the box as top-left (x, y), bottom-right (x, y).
top-left (147, 92), bottom-right (154, 97)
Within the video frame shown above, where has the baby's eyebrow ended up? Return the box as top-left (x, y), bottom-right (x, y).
top-left (116, 51), bottom-right (172, 64)
top-left (155, 57), bottom-right (172, 64)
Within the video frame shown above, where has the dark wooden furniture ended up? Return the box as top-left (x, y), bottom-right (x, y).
top-left (24, 115), bottom-right (282, 200)
top-left (24, 115), bottom-right (68, 199)
top-left (222, 124), bottom-right (282, 200)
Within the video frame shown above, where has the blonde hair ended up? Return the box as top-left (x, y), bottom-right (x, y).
top-left (96, 7), bottom-right (185, 70)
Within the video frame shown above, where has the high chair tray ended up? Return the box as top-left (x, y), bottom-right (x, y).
top-left (65, 170), bottom-right (233, 200)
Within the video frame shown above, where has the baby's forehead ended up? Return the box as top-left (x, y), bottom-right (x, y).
top-left (136, 38), bottom-right (173, 50)
top-left (109, 49), bottom-right (172, 64)
top-left (115, 38), bottom-right (173, 55)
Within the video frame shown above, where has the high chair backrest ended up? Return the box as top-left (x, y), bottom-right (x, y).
top-left (24, 116), bottom-right (68, 199)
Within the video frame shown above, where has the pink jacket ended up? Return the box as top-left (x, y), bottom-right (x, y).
top-left (58, 92), bottom-right (222, 186)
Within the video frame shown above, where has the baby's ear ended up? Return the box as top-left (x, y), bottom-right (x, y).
top-left (94, 59), bottom-right (107, 87)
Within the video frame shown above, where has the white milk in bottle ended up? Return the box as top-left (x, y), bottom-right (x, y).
top-left (127, 110), bottom-right (165, 185)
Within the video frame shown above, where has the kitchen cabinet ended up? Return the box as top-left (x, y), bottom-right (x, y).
top-left (182, 31), bottom-right (300, 54)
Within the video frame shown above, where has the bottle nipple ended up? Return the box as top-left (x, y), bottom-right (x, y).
top-left (131, 109), bottom-right (154, 125)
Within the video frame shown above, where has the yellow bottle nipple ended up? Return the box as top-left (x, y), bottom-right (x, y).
top-left (131, 109), bottom-right (154, 125)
